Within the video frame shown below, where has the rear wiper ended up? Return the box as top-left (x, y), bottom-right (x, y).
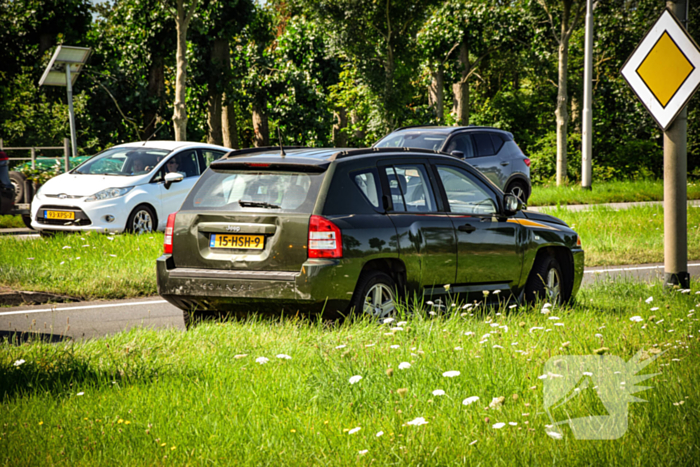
top-left (238, 200), bottom-right (281, 209)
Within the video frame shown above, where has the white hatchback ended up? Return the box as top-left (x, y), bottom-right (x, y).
top-left (30, 141), bottom-right (231, 234)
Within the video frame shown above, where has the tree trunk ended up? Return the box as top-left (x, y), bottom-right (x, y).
top-left (453, 40), bottom-right (470, 126)
top-left (172, 0), bottom-right (197, 141)
top-left (206, 38), bottom-right (227, 145)
top-left (222, 94), bottom-right (239, 149)
top-left (384, 41), bottom-right (396, 130)
top-left (252, 103), bottom-right (269, 147)
top-left (145, 54), bottom-right (164, 138)
top-left (428, 64), bottom-right (444, 122)
top-left (350, 110), bottom-right (365, 143)
top-left (555, 40), bottom-right (570, 186)
top-left (333, 107), bottom-right (348, 147)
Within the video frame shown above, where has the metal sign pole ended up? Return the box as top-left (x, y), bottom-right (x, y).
top-left (664, 0), bottom-right (689, 289)
top-left (581, 0), bottom-right (593, 190)
top-left (65, 64), bottom-right (78, 158)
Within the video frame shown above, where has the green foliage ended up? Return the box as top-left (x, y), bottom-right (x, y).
top-left (1, 0), bottom-right (700, 178)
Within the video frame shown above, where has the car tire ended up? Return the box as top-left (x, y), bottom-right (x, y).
top-left (507, 180), bottom-right (529, 203)
top-left (349, 271), bottom-right (397, 319)
top-left (524, 254), bottom-right (563, 305)
top-left (9, 171), bottom-right (26, 204)
top-left (126, 204), bottom-right (156, 234)
top-left (21, 215), bottom-right (33, 230)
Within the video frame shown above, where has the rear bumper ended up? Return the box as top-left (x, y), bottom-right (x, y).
top-left (156, 255), bottom-right (354, 315)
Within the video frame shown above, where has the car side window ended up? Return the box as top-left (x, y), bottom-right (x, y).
top-left (383, 164), bottom-right (437, 212)
top-left (491, 133), bottom-right (505, 153)
top-left (352, 169), bottom-right (380, 208)
top-left (436, 165), bottom-right (497, 215)
top-left (472, 133), bottom-right (495, 157)
top-left (155, 150), bottom-right (199, 182)
top-left (199, 149), bottom-right (226, 170)
top-left (444, 134), bottom-right (474, 158)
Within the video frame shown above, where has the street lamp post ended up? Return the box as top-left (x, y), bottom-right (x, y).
top-left (39, 45), bottom-right (92, 158)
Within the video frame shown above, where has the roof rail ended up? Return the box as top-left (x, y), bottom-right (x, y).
top-left (330, 147), bottom-right (443, 161)
top-left (223, 146), bottom-right (310, 159)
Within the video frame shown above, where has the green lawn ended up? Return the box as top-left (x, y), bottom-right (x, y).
top-left (529, 179), bottom-right (700, 206)
top-left (0, 215), bottom-right (25, 229)
top-left (546, 204), bottom-right (700, 267)
top-left (0, 232), bottom-right (162, 299)
top-left (1, 205), bottom-right (699, 299)
top-left (1, 281), bottom-right (698, 465)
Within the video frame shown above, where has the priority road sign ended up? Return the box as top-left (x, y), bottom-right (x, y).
top-left (621, 9), bottom-right (700, 131)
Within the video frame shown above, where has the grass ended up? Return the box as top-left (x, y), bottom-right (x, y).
top-left (545, 204), bottom-right (700, 267)
top-left (0, 215), bottom-right (25, 229)
top-left (1, 281), bottom-right (699, 465)
top-left (1, 205), bottom-right (699, 299)
top-left (529, 179), bottom-right (700, 206)
top-left (0, 232), bottom-right (162, 299)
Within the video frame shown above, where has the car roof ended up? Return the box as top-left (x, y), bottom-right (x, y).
top-left (386, 125), bottom-right (513, 137)
top-left (214, 146), bottom-right (461, 167)
top-left (114, 140), bottom-right (232, 152)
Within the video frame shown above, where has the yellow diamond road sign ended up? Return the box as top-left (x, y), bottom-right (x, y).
top-left (622, 9), bottom-right (700, 130)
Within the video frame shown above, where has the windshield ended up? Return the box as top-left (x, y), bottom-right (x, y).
top-left (73, 147), bottom-right (171, 176)
top-left (183, 169), bottom-right (326, 213)
top-left (375, 133), bottom-right (447, 151)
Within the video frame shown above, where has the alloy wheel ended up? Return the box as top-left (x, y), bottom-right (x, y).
top-left (132, 210), bottom-right (153, 234)
top-left (546, 267), bottom-right (561, 303)
top-left (363, 283), bottom-right (396, 318)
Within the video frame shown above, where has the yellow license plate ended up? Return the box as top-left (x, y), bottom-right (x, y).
top-left (45, 210), bottom-right (75, 220)
top-left (210, 234), bottom-right (264, 250)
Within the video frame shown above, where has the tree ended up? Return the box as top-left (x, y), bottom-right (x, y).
top-left (536, 0), bottom-right (586, 185)
top-left (170, 0), bottom-right (199, 141)
top-left (190, 0), bottom-right (254, 146)
top-left (418, 1), bottom-right (528, 124)
top-left (303, 0), bottom-right (438, 131)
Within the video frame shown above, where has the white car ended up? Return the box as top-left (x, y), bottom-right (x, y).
top-left (30, 141), bottom-right (232, 234)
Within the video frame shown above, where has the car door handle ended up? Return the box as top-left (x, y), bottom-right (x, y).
top-left (500, 161), bottom-right (510, 166)
top-left (458, 224), bottom-right (477, 233)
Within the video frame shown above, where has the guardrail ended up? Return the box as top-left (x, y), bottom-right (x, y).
top-left (0, 138), bottom-right (70, 172)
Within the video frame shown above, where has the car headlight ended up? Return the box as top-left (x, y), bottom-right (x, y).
top-left (85, 186), bottom-right (134, 202)
top-left (35, 184), bottom-right (45, 198)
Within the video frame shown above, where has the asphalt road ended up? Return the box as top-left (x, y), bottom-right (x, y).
top-left (1, 261), bottom-right (699, 342)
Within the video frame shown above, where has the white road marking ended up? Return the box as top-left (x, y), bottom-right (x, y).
top-left (2, 262), bottom-right (700, 317)
top-left (585, 263), bottom-right (700, 274)
top-left (0, 300), bottom-right (168, 317)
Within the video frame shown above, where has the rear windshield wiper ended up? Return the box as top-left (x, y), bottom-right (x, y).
top-left (238, 200), bottom-right (281, 209)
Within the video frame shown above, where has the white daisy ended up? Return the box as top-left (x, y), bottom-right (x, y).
top-left (349, 375), bottom-right (362, 384)
top-left (432, 389), bottom-right (446, 396)
top-left (463, 396), bottom-right (479, 405)
top-left (442, 370), bottom-right (460, 377)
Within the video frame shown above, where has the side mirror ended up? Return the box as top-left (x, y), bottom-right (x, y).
top-left (504, 193), bottom-right (523, 215)
top-left (164, 172), bottom-right (184, 190)
top-left (450, 150), bottom-right (465, 159)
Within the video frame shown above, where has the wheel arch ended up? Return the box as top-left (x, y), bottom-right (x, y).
top-left (504, 174), bottom-right (531, 195)
top-left (531, 246), bottom-right (575, 303)
top-left (358, 258), bottom-right (408, 295)
top-left (128, 202), bottom-right (159, 231)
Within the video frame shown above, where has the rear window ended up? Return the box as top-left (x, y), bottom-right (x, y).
top-left (375, 133), bottom-right (446, 151)
top-left (183, 169), bottom-right (325, 213)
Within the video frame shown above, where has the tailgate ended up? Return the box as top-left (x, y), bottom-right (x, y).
top-left (172, 212), bottom-right (311, 272)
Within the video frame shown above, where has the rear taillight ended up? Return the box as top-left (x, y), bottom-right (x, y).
top-left (524, 158), bottom-right (531, 167)
top-left (308, 215), bottom-right (342, 258)
top-left (164, 212), bottom-right (177, 254)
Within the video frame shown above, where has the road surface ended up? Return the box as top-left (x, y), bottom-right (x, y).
top-left (1, 262), bottom-right (699, 341)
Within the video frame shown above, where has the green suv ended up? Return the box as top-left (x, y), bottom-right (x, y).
top-left (157, 147), bottom-right (584, 327)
